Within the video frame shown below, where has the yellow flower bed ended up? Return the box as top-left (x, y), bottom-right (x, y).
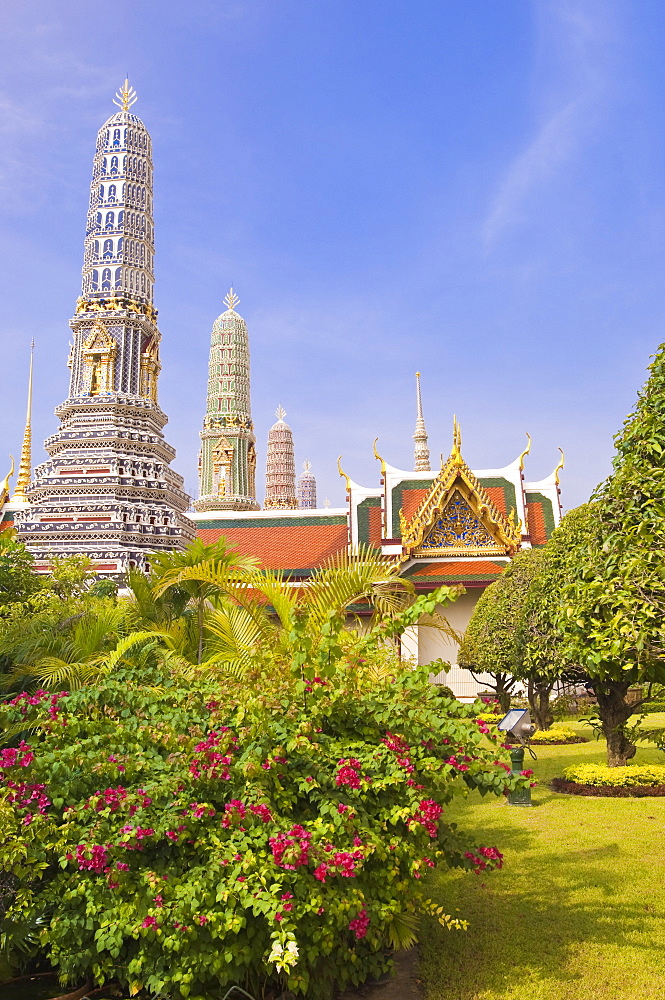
top-left (563, 763), bottom-right (665, 787)
top-left (531, 727), bottom-right (579, 743)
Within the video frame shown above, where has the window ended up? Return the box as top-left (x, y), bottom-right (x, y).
top-left (108, 184), bottom-right (116, 202)
top-left (110, 155), bottom-right (118, 174)
top-left (114, 267), bottom-right (122, 288)
top-left (118, 211), bottom-right (124, 226)
top-left (105, 211), bottom-right (114, 228)
top-left (102, 268), bottom-right (112, 291)
top-left (93, 240), bottom-right (99, 257)
top-left (91, 269), bottom-right (99, 291)
top-left (117, 238), bottom-right (123, 254)
top-left (141, 273), bottom-right (146, 292)
top-left (96, 212), bottom-right (102, 228)
top-left (103, 239), bottom-right (113, 259)
top-left (98, 185), bottom-right (104, 202)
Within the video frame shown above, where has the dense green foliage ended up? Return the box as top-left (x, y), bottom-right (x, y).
top-left (0, 663), bottom-right (527, 998)
top-left (0, 540), bottom-right (529, 997)
top-left (458, 549), bottom-right (547, 715)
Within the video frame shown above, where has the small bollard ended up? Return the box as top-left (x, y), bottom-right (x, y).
top-left (508, 745), bottom-right (532, 807)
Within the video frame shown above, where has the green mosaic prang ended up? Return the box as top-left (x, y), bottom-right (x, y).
top-left (391, 479), bottom-right (434, 537)
top-left (197, 514), bottom-right (347, 531)
top-left (524, 492), bottom-right (556, 543)
top-left (357, 497), bottom-right (382, 546)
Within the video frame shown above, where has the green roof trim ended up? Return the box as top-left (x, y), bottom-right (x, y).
top-left (197, 514), bottom-right (347, 530)
top-left (524, 492), bottom-right (556, 543)
top-left (357, 496), bottom-right (382, 546)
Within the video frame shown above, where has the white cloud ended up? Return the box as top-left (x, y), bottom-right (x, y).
top-left (482, 0), bottom-right (614, 247)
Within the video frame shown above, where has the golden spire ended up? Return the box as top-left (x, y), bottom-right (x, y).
top-left (451, 415), bottom-right (462, 463)
top-left (518, 432), bottom-right (532, 471)
top-left (0, 455), bottom-right (14, 506)
top-left (113, 78), bottom-right (138, 112)
top-left (554, 446), bottom-right (565, 485)
top-left (224, 287), bottom-right (240, 312)
top-left (12, 342), bottom-right (34, 503)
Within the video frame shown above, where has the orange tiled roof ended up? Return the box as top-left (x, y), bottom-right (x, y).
top-left (367, 504), bottom-right (382, 545)
top-left (484, 486), bottom-right (507, 515)
top-left (400, 488), bottom-right (429, 520)
top-left (196, 519), bottom-right (348, 573)
top-left (526, 502), bottom-right (548, 546)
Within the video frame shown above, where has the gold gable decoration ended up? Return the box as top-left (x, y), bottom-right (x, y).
top-left (82, 321), bottom-right (117, 396)
top-left (400, 417), bottom-right (522, 558)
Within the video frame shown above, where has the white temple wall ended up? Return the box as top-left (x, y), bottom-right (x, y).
top-left (416, 589), bottom-right (495, 701)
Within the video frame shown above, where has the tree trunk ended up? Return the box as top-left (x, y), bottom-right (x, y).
top-left (527, 677), bottom-right (554, 730)
top-left (495, 674), bottom-right (513, 714)
top-left (593, 679), bottom-right (637, 766)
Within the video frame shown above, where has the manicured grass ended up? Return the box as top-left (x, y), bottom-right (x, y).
top-left (420, 717), bottom-right (665, 1000)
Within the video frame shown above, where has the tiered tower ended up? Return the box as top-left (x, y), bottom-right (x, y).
top-left (264, 406), bottom-right (297, 509)
top-left (297, 460), bottom-right (317, 509)
top-left (195, 289), bottom-right (258, 511)
top-left (16, 81), bottom-right (194, 575)
top-left (413, 371), bottom-right (431, 472)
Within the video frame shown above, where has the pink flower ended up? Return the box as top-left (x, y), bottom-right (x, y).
top-left (408, 799), bottom-right (443, 838)
top-left (142, 915), bottom-right (157, 928)
top-left (349, 908), bottom-right (370, 939)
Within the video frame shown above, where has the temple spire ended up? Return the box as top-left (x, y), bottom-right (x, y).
top-left (413, 372), bottom-right (430, 472)
top-left (297, 459), bottom-right (317, 509)
top-left (11, 342), bottom-right (34, 503)
top-left (195, 289), bottom-right (258, 511)
top-left (264, 406), bottom-right (297, 509)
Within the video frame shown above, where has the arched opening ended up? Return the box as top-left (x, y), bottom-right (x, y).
top-left (113, 128), bottom-right (121, 148)
top-left (114, 267), bottom-right (122, 289)
top-left (102, 268), bottom-right (112, 291)
top-left (91, 270), bottom-right (99, 291)
top-left (103, 239), bottom-right (113, 259)
top-left (110, 155), bottom-right (118, 175)
top-left (108, 185), bottom-right (116, 203)
top-left (105, 211), bottom-right (114, 229)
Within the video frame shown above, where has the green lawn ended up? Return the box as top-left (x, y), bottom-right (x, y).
top-left (420, 717), bottom-right (665, 1000)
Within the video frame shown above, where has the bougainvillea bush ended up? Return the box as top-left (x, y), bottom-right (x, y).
top-left (0, 667), bottom-right (529, 999)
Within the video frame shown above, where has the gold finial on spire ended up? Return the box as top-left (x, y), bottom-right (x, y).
top-left (451, 415), bottom-right (462, 462)
top-left (275, 404), bottom-right (286, 422)
top-left (372, 437), bottom-right (387, 476)
top-left (0, 455), bottom-right (14, 506)
top-left (554, 446), bottom-right (565, 485)
top-left (337, 456), bottom-right (351, 491)
top-left (518, 432), bottom-right (532, 471)
top-left (12, 341), bottom-right (34, 504)
top-left (113, 78), bottom-right (138, 111)
top-left (224, 287), bottom-right (240, 312)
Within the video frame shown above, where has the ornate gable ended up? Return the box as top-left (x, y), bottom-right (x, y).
top-left (399, 419), bottom-right (522, 558)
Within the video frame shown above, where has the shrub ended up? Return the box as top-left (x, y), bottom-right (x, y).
top-left (530, 727), bottom-right (586, 745)
top-left (562, 763), bottom-right (665, 787)
top-left (0, 666), bottom-right (528, 999)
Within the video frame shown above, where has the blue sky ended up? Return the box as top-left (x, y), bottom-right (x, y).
top-left (2, 0), bottom-right (665, 509)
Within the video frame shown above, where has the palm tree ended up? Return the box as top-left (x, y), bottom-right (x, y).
top-left (150, 538), bottom-right (260, 664)
top-left (158, 541), bottom-right (460, 681)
